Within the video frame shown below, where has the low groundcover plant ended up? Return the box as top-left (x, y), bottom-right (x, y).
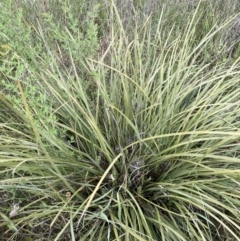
top-left (1, 0), bottom-right (240, 240)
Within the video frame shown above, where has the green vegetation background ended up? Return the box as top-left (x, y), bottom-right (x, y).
top-left (0, 0), bottom-right (240, 240)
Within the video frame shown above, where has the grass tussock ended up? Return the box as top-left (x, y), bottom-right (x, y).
top-left (1, 0), bottom-right (240, 240)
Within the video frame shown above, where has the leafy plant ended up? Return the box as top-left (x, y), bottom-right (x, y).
top-left (1, 0), bottom-right (240, 241)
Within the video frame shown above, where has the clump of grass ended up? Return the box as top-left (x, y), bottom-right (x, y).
top-left (1, 0), bottom-right (240, 240)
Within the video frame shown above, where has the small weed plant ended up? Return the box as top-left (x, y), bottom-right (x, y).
top-left (1, 0), bottom-right (240, 240)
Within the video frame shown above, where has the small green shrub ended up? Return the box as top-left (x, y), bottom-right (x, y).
top-left (0, 0), bottom-right (100, 148)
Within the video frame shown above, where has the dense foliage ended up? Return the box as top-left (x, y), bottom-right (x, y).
top-left (1, 0), bottom-right (240, 240)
